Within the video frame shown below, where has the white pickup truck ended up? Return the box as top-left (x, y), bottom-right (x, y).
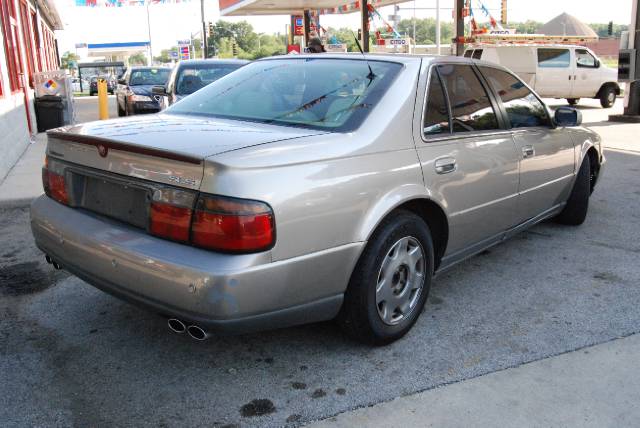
top-left (464, 44), bottom-right (621, 108)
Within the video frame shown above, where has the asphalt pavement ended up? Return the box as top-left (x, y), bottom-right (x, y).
top-left (1, 97), bottom-right (639, 427)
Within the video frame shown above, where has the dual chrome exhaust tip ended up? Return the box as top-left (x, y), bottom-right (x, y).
top-left (168, 318), bottom-right (209, 341)
top-left (45, 255), bottom-right (62, 270)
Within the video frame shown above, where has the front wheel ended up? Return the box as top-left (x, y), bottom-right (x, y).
top-left (338, 211), bottom-right (434, 345)
top-left (555, 159), bottom-right (591, 225)
top-left (567, 98), bottom-right (580, 106)
top-left (600, 86), bottom-right (616, 108)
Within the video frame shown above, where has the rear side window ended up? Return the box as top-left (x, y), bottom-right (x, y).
top-left (537, 49), bottom-right (570, 68)
top-left (480, 67), bottom-right (551, 128)
top-left (436, 64), bottom-right (499, 133)
top-left (472, 49), bottom-right (483, 59)
top-left (423, 70), bottom-right (450, 136)
top-left (464, 50), bottom-right (473, 58)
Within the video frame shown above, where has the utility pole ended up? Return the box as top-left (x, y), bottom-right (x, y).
top-left (436, 0), bottom-right (441, 54)
top-left (201, 0), bottom-right (207, 58)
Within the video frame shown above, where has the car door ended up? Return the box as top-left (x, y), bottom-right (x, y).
top-left (479, 66), bottom-right (575, 224)
top-left (572, 48), bottom-right (602, 98)
top-left (116, 69), bottom-right (129, 110)
top-left (415, 62), bottom-right (520, 258)
top-left (535, 47), bottom-right (573, 97)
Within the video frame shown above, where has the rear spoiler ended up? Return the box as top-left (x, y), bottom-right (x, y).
top-left (47, 131), bottom-right (203, 165)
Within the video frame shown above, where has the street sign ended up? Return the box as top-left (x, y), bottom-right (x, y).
top-left (293, 16), bottom-right (304, 36)
top-left (179, 45), bottom-right (190, 60)
top-left (170, 51), bottom-right (179, 59)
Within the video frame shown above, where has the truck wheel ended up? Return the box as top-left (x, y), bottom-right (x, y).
top-left (555, 159), bottom-right (590, 226)
top-left (600, 86), bottom-right (616, 108)
top-left (567, 98), bottom-right (579, 106)
top-left (338, 210), bottom-right (434, 345)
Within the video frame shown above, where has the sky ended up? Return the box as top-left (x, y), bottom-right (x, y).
top-left (54, 0), bottom-right (633, 56)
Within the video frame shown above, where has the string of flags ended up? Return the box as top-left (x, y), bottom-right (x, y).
top-left (74, 0), bottom-right (192, 7)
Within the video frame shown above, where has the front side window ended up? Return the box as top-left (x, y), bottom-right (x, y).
top-left (576, 49), bottom-right (597, 68)
top-left (423, 69), bottom-right (450, 136)
top-left (129, 68), bottom-right (171, 86)
top-left (472, 49), bottom-right (483, 60)
top-left (167, 58), bottom-right (402, 132)
top-left (436, 64), bottom-right (499, 132)
top-left (176, 63), bottom-right (243, 95)
top-left (537, 48), bottom-right (570, 68)
top-left (481, 67), bottom-right (551, 129)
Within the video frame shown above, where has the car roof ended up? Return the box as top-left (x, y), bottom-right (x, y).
top-left (470, 44), bottom-right (586, 49)
top-left (253, 53), bottom-right (510, 71)
top-left (129, 66), bottom-right (171, 70)
top-left (177, 59), bottom-right (249, 65)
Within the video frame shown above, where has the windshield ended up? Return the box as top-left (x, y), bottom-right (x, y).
top-left (167, 58), bottom-right (402, 131)
top-left (176, 63), bottom-right (244, 95)
top-left (130, 69), bottom-right (171, 86)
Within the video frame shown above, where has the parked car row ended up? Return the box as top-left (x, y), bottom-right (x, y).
top-left (115, 60), bottom-right (249, 117)
top-left (33, 54), bottom-right (604, 345)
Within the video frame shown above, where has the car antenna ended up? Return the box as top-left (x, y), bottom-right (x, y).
top-left (351, 31), bottom-right (376, 80)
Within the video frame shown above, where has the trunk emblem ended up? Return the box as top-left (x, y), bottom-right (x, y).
top-left (97, 145), bottom-right (108, 158)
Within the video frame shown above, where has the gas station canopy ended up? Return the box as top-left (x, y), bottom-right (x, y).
top-left (219, 0), bottom-right (405, 16)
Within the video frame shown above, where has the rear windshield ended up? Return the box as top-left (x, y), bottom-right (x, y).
top-left (130, 69), bottom-right (171, 86)
top-left (167, 58), bottom-right (403, 132)
top-left (176, 63), bottom-right (244, 95)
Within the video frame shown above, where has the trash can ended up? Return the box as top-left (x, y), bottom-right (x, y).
top-left (34, 95), bottom-right (66, 132)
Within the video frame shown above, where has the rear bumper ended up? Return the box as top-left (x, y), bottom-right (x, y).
top-left (30, 196), bottom-right (363, 333)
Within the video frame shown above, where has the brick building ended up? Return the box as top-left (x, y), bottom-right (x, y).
top-left (0, 0), bottom-right (62, 180)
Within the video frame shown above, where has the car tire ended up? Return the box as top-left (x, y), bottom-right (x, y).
top-left (90, 91), bottom-right (95, 96)
top-left (117, 103), bottom-right (125, 117)
top-left (600, 86), bottom-right (616, 108)
top-left (567, 98), bottom-right (579, 106)
top-left (338, 210), bottom-right (434, 346)
top-left (555, 159), bottom-right (591, 226)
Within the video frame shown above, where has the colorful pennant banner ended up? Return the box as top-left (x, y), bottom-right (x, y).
top-left (75, 0), bottom-right (192, 7)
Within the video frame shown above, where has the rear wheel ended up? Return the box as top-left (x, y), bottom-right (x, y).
top-left (555, 159), bottom-right (591, 225)
top-left (338, 211), bottom-right (434, 345)
top-left (117, 102), bottom-right (125, 117)
top-left (600, 86), bottom-right (616, 108)
top-left (567, 98), bottom-right (579, 106)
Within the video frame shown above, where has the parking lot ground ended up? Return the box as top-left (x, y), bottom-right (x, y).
top-left (1, 98), bottom-right (639, 427)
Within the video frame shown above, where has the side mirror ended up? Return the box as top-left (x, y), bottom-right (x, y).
top-left (152, 85), bottom-right (167, 96)
top-left (555, 106), bottom-right (582, 127)
top-left (595, 59), bottom-right (601, 68)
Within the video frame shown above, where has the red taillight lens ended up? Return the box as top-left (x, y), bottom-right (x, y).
top-left (149, 188), bottom-right (195, 242)
top-left (191, 195), bottom-right (275, 253)
top-left (42, 157), bottom-right (69, 205)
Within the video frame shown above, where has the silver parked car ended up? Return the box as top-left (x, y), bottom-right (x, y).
top-left (31, 54), bottom-right (604, 345)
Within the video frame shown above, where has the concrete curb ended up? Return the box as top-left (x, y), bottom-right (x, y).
top-left (0, 196), bottom-right (38, 210)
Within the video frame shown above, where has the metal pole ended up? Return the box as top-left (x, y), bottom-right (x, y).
top-left (413, 0), bottom-right (416, 43)
top-left (361, 0), bottom-right (369, 52)
top-left (624, 0), bottom-right (640, 116)
top-left (146, 1), bottom-right (153, 64)
top-left (436, 0), bottom-right (441, 54)
top-left (454, 0), bottom-right (465, 56)
top-left (201, 0), bottom-right (207, 59)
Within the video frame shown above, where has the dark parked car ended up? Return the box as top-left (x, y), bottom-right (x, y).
top-left (89, 76), bottom-right (115, 96)
top-left (153, 59), bottom-right (248, 108)
top-left (116, 66), bottom-right (171, 116)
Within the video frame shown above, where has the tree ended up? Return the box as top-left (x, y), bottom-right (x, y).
top-left (208, 20), bottom-right (258, 57)
top-left (154, 48), bottom-right (173, 64)
top-left (60, 51), bottom-right (80, 71)
top-left (129, 53), bottom-right (148, 66)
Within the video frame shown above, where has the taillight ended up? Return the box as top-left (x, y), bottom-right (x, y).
top-left (149, 188), bottom-right (196, 242)
top-left (191, 194), bottom-right (275, 253)
top-left (42, 156), bottom-right (69, 205)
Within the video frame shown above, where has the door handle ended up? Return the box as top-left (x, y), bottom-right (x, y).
top-left (522, 145), bottom-right (535, 159)
top-left (435, 157), bottom-right (457, 174)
